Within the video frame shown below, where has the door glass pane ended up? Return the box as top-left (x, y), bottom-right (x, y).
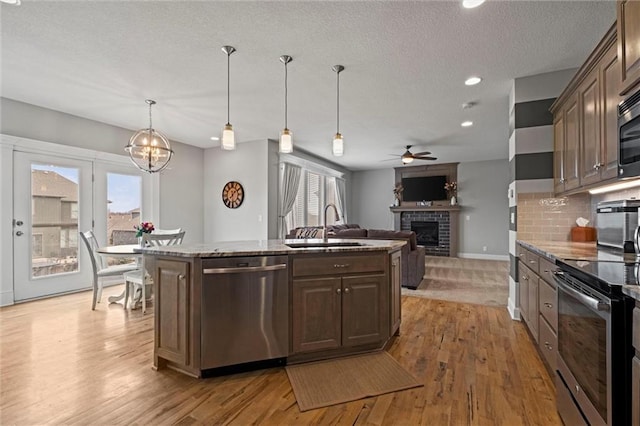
top-left (107, 173), bottom-right (141, 263)
top-left (325, 177), bottom-right (338, 225)
top-left (306, 172), bottom-right (321, 226)
top-left (31, 165), bottom-right (79, 278)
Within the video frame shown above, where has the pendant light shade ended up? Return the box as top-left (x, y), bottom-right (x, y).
top-left (221, 45), bottom-right (236, 150)
top-left (279, 55), bottom-right (293, 153)
top-left (125, 99), bottom-right (173, 173)
top-left (332, 65), bottom-right (345, 157)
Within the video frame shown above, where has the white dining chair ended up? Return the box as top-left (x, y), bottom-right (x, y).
top-left (80, 230), bottom-right (139, 310)
top-left (123, 230), bottom-right (185, 313)
top-left (153, 228), bottom-right (183, 235)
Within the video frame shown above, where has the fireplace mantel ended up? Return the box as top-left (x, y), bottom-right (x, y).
top-left (390, 206), bottom-right (460, 257)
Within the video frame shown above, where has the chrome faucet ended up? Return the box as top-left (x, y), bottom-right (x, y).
top-left (323, 203), bottom-right (340, 241)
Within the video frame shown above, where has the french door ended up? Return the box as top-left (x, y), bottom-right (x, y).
top-left (13, 152), bottom-right (94, 300)
top-left (13, 152), bottom-right (145, 301)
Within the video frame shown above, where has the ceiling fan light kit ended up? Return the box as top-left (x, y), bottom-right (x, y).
top-left (221, 45), bottom-right (236, 151)
top-left (125, 99), bottom-right (174, 173)
top-left (279, 55), bottom-right (293, 154)
top-left (332, 65), bottom-right (345, 157)
top-left (396, 145), bottom-right (437, 165)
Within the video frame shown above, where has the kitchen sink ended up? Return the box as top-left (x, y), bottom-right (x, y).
top-left (285, 239), bottom-right (364, 248)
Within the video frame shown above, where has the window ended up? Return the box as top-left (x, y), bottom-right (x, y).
top-left (286, 171), bottom-right (341, 231)
top-left (70, 203), bottom-right (78, 219)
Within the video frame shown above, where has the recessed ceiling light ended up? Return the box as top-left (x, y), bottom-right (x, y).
top-left (465, 76), bottom-right (482, 86)
top-left (462, 0), bottom-right (486, 9)
top-left (210, 136), bottom-right (220, 141)
top-left (461, 121), bottom-right (473, 127)
top-left (0, 0), bottom-right (21, 5)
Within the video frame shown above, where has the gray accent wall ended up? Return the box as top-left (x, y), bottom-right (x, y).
top-left (350, 168), bottom-right (395, 230)
top-left (457, 159), bottom-right (509, 257)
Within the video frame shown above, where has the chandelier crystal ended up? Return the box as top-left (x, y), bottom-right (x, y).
top-left (125, 99), bottom-right (173, 173)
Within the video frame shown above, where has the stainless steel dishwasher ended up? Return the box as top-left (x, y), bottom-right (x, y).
top-left (201, 255), bottom-right (289, 369)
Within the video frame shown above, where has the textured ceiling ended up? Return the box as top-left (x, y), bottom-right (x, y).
top-left (1, 1), bottom-right (615, 170)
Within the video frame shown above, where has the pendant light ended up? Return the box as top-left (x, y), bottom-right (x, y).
top-left (125, 99), bottom-right (173, 173)
top-left (279, 55), bottom-right (293, 153)
top-left (332, 65), bottom-right (345, 157)
top-left (221, 45), bottom-right (236, 150)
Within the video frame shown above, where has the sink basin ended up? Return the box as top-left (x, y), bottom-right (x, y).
top-left (285, 239), bottom-right (364, 248)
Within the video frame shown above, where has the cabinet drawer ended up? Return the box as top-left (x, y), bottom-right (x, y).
top-left (539, 279), bottom-right (558, 331)
top-left (538, 315), bottom-right (557, 374)
top-left (292, 253), bottom-right (385, 277)
top-left (524, 250), bottom-right (540, 275)
top-left (516, 244), bottom-right (528, 262)
top-left (538, 256), bottom-right (557, 287)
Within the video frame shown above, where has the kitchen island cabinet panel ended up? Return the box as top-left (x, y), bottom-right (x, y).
top-left (291, 277), bottom-right (342, 354)
top-left (342, 274), bottom-right (387, 348)
top-left (390, 250), bottom-right (402, 336)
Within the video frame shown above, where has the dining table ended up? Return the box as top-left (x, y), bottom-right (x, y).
top-left (96, 244), bottom-right (143, 305)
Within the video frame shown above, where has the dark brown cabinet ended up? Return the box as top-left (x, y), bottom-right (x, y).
top-left (633, 304), bottom-right (640, 425)
top-left (517, 243), bottom-right (559, 377)
top-left (290, 252), bottom-right (390, 358)
top-left (150, 257), bottom-right (193, 371)
top-left (390, 250), bottom-right (402, 336)
top-left (618, 0), bottom-right (640, 95)
top-left (552, 25), bottom-right (619, 194)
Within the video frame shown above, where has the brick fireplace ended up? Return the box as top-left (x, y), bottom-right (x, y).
top-left (390, 206), bottom-right (460, 257)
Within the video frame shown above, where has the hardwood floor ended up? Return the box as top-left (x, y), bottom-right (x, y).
top-left (0, 286), bottom-right (561, 425)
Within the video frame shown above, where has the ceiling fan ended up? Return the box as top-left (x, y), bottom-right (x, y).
top-left (392, 145), bottom-right (437, 164)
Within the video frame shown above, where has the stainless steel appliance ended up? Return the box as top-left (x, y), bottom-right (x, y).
top-left (618, 90), bottom-right (640, 179)
top-left (200, 255), bottom-right (289, 370)
top-left (553, 258), bottom-right (635, 425)
top-left (596, 199), bottom-right (640, 252)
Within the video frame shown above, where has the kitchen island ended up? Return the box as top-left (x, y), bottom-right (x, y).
top-left (143, 239), bottom-right (405, 378)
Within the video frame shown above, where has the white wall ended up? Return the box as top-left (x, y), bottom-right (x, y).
top-left (458, 159), bottom-right (509, 258)
top-left (203, 139), bottom-right (270, 242)
top-left (350, 168), bottom-right (395, 229)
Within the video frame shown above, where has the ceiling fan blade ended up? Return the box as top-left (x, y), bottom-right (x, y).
top-left (412, 150), bottom-right (431, 156)
top-left (415, 156), bottom-right (437, 161)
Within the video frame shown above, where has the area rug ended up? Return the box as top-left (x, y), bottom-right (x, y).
top-left (285, 351), bottom-right (422, 412)
top-left (403, 256), bottom-right (509, 307)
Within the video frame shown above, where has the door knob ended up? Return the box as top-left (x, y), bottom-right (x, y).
top-left (16, 231), bottom-right (23, 236)
top-left (15, 220), bottom-right (23, 226)
top-left (344, 287), bottom-right (350, 294)
top-left (336, 288), bottom-right (342, 294)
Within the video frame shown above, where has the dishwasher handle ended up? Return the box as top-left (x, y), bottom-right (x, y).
top-left (203, 263), bottom-right (287, 275)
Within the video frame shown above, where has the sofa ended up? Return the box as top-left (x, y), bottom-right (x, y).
top-left (286, 224), bottom-right (426, 289)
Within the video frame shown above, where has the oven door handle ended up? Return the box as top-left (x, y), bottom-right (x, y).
top-left (554, 273), bottom-right (610, 312)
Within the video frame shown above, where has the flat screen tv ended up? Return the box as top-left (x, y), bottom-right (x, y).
top-left (401, 175), bottom-right (447, 201)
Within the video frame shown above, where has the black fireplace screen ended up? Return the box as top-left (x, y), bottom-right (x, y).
top-left (411, 221), bottom-right (439, 247)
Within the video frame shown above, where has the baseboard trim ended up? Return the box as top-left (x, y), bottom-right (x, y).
top-left (457, 253), bottom-right (509, 261)
top-left (0, 290), bottom-right (15, 307)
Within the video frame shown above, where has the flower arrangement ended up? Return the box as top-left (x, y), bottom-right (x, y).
top-left (134, 221), bottom-right (155, 238)
top-left (393, 183), bottom-right (404, 200)
top-left (444, 181), bottom-right (457, 195)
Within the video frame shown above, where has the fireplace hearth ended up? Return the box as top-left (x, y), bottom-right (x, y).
top-left (411, 221), bottom-right (439, 247)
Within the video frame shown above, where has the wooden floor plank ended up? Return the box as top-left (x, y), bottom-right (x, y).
top-left (0, 281), bottom-right (562, 425)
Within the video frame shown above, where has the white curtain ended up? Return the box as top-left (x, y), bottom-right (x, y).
top-left (335, 177), bottom-right (347, 224)
top-left (278, 163), bottom-right (302, 238)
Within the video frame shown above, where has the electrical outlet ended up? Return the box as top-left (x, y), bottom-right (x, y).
top-left (466, 215), bottom-right (470, 221)
top-left (257, 214), bottom-right (262, 222)
top-left (482, 246), bottom-right (487, 252)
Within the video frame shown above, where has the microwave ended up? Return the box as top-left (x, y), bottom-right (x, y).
top-left (618, 90), bottom-right (640, 178)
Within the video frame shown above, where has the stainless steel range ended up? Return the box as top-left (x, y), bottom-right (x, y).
top-left (553, 257), bottom-right (635, 425)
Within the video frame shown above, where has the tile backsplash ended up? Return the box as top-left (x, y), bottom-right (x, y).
top-left (517, 192), bottom-right (592, 241)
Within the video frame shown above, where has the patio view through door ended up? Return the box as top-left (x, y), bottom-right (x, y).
top-left (13, 152), bottom-right (144, 301)
top-left (13, 152), bottom-right (93, 301)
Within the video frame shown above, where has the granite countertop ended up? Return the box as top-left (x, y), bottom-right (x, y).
top-left (141, 238), bottom-right (406, 258)
top-left (517, 239), bottom-right (640, 301)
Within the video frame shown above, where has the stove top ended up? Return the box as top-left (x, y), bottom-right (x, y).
top-left (558, 258), bottom-right (640, 297)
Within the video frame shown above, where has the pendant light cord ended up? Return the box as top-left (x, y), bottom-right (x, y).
top-left (226, 52), bottom-right (230, 126)
top-left (148, 102), bottom-right (153, 130)
top-left (336, 71), bottom-right (340, 134)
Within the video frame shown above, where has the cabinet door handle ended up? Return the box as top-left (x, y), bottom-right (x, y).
top-left (178, 274), bottom-right (185, 280)
top-left (545, 342), bottom-right (553, 350)
top-left (544, 302), bottom-right (553, 308)
top-left (529, 260), bottom-right (536, 264)
top-left (521, 275), bottom-right (529, 281)
top-left (336, 288), bottom-right (342, 294)
top-left (344, 287), bottom-right (350, 294)
top-left (333, 264), bottom-right (350, 268)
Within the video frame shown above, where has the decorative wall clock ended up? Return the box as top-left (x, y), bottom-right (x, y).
top-left (222, 181), bottom-right (244, 209)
